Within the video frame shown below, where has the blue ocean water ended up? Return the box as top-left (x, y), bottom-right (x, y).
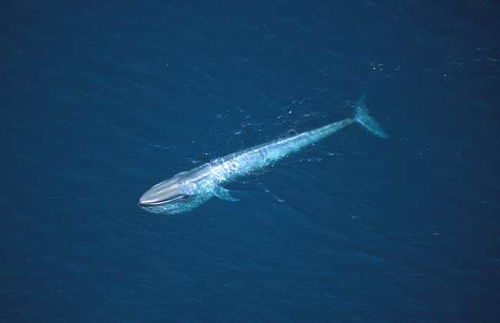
top-left (2, 0), bottom-right (500, 322)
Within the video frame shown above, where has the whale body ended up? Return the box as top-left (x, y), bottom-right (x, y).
top-left (139, 96), bottom-right (387, 214)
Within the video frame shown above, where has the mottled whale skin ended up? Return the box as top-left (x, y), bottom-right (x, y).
top-left (139, 96), bottom-right (387, 214)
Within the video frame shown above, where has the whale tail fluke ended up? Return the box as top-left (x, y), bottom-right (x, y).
top-left (353, 95), bottom-right (389, 139)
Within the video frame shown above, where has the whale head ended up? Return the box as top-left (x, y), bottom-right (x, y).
top-left (139, 166), bottom-right (214, 214)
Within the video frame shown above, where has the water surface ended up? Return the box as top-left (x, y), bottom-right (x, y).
top-left (2, 1), bottom-right (499, 322)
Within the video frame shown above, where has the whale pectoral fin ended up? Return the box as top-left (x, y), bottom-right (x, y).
top-left (214, 186), bottom-right (239, 202)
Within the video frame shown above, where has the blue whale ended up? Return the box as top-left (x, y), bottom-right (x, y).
top-left (139, 96), bottom-right (387, 214)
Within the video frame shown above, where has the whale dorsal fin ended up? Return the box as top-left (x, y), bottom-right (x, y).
top-left (214, 186), bottom-right (239, 202)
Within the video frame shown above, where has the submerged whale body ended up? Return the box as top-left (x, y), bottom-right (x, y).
top-left (139, 96), bottom-right (387, 214)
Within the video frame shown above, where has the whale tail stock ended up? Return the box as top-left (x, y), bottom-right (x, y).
top-left (353, 95), bottom-right (389, 139)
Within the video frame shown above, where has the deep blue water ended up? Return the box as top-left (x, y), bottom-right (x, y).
top-left (2, 1), bottom-right (500, 322)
